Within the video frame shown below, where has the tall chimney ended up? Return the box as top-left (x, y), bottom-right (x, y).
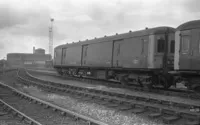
top-left (33, 47), bottom-right (35, 54)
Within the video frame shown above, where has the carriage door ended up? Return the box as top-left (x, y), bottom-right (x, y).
top-left (113, 39), bottom-right (123, 67)
top-left (191, 29), bottom-right (200, 70)
top-left (61, 48), bottom-right (67, 65)
top-left (141, 38), bottom-right (148, 68)
top-left (180, 30), bottom-right (191, 70)
top-left (81, 45), bottom-right (88, 65)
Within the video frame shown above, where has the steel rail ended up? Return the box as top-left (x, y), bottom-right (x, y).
top-left (25, 70), bottom-right (200, 108)
top-left (0, 98), bottom-right (42, 125)
top-left (21, 69), bottom-right (200, 124)
top-left (27, 69), bottom-right (200, 100)
top-left (0, 81), bottom-right (108, 125)
top-left (18, 73), bottom-right (200, 114)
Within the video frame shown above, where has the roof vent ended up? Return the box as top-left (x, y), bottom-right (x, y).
top-left (145, 27), bottom-right (148, 30)
top-left (94, 37), bottom-right (97, 39)
top-left (116, 33), bottom-right (118, 35)
top-left (129, 30), bottom-right (132, 33)
top-left (104, 35), bottom-right (107, 37)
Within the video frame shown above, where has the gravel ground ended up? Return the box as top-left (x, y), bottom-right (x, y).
top-left (0, 71), bottom-right (166, 125)
top-left (0, 72), bottom-right (28, 125)
top-left (29, 71), bottom-right (200, 107)
top-left (0, 87), bottom-right (77, 125)
top-left (22, 86), bottom-right (165, 125)
top-left (0, 111), bottom-right (27, 125)
top-left (0, 72), bottom-right (87, 125)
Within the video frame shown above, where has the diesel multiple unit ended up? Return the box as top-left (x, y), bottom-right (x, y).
top-left (54, 20), bottom-right (200, 91)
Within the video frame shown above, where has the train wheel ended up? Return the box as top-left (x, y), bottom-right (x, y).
top-left (191, 84), bottom-right (200, 92)
top-left (194, 86), bottom-right (200, 92)
top-left (119, 75), bottom-right (129, 86)
top-left (146, 81), bottom-right (153, 90)
top-left (58, 71), bottom-right (63, 76)
top-left (159, 75), bottom-right (171, 89)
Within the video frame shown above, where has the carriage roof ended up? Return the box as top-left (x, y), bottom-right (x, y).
top-left (55, 26), bottom-right (175, 49)
top-left (177, 20), bottom-right (200, 31)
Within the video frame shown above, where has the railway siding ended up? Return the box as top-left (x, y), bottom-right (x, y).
top-left (26, 70), bottom-right (200, 108)
top-left (28, 69), bottom-right (200, 100)
top-left (19, 70), bottom-right (200, 125)
top-left (0, 99), bottom-right (38, 125)
top-left (0, 81), bottom-right (108, 125)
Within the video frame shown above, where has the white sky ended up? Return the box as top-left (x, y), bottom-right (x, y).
top-left (0, 0), bottom-right (200, 59)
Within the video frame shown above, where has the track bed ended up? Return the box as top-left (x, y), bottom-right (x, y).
top-left (19, 69), bottom-right (200, 125)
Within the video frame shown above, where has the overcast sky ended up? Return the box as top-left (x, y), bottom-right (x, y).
top-left (0, 0), bottom-right (200, 59)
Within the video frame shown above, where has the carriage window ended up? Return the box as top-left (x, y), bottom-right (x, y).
top-left (199, 40), bottom-right (200, 53)
top-left (170, 40), bottom-right (175, 53)
top-left (84, 46), bottom-right (88, 57)
top-left (64, 51), bottom-right (66, 57)
top-left (141, 39), bottom-right (144, 53)
top-left (181, 36), bottom-right (190, 53)
top-left (62, 48), bottom-right (67, 58)
top-left (117, 44), bottom-right (121, 56)
top-left (157, 39), bottom-right (165, 53)
top-left (199, 34), bottom-right (200, 53)
top-left (199, 41), bottom-right (200, 53)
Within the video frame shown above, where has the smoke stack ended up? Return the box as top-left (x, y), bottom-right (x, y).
top-left (33, 47), bottom-right (35, 54)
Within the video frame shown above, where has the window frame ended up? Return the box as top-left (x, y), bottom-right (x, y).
top-left (198, 33), bottom-right (200, 54)
top-left (181, 35), bottom-right (190, 54)
top-left (170, 40), bottom-right (175, 53)
top-left (141, 39), bottom-right (144, 54)
top-left (62, 48), bottom-right (67, 58)
top-left (157, 38), bottom-right (165, 53)
top-left (117, 43), bottom-right (121, 56)
top-left (84, 46), bottom-right (88, 57)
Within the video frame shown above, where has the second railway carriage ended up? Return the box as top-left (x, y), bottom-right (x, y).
top-left (174, 20), bottom-right (200, 90)
top-left (54, 27), bottom-right (175, 89)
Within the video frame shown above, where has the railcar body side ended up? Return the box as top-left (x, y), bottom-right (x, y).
top-left (174, 20), bottom-right (200, 90)
top-left (54, 27), bottom-right (175, 88)
top-left (62, 46), bottom-right (82, 66)
top-left (83, 41), bottom-right (112, 67)
top-left (54, 48), bottom-right (62, 66)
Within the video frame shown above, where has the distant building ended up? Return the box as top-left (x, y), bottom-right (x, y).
top-left (7, 47), bottom-right (52, 68)
top-left (34, 48), bottom-right (45, 55)
top-left (0, 59), bottom-right (8, 69)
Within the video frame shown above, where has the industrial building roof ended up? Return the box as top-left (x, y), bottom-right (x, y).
top-left (7, 53), bottom-right (51, 61)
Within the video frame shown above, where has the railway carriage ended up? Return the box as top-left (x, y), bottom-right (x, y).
top-left (174, 20), bottom-right (200, 90)
top-left (54, 27), bottom-right (175, 89)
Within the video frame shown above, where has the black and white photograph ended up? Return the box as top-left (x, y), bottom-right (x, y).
top-left (0, 0), bottom-right (200, 125)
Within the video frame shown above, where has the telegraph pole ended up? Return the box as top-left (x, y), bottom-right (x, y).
top-left (49, 18), bottom-right (54, 59)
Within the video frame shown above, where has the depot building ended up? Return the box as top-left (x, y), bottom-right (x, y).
top-left (7, 47), bottom-right (51, 68)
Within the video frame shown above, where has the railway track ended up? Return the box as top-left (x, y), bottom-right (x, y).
top-left (0, 99), bottom-right (36, 125)
top-left (18, 69), bottom-right (200, 125)
top-left (28, 69), bottom-right (200, 100)
top-left (0, 68), bottom-right (17, 75)
top-left (0, 81), bottom-right (108, 125)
